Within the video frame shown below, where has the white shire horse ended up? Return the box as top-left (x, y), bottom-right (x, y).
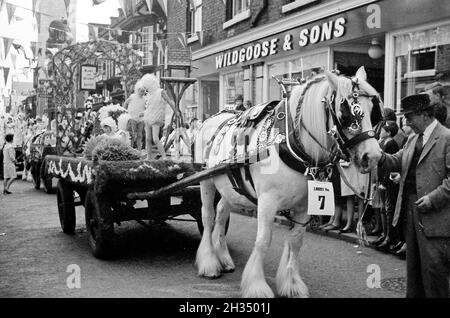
top-left (193, 67), bottom-right (383, 298)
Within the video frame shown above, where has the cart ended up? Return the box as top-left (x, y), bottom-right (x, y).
top-left (43, 154), bottom-right (231, 259)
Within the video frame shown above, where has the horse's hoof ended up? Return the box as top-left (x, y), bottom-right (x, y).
top-left (221, 267), bottom-right (235, 273)
top-left (199, 272), bottom-right (222, 279)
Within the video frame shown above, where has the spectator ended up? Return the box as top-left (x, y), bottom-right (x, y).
top-left (339, 159), bottom-right (369, 233)
top-left (2, 134), bottom-right (17, 194)
top-left (234, 95), bottom-right (245, 111)
top-left (379, 93), bottom-right (450, 297)
top-left (423, 82), bottom-right (450, 128)
top-left (244, 100), bottom-right (253, 110)
top-left (374, 122), bottom-right (400, 252)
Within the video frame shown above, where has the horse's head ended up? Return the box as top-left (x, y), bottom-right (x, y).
top-left (325, 67), bottom-right (383, 173)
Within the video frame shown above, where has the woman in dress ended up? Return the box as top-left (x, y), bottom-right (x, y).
top-left (140, 74), bottom-right (180, 160)
top-left (3, 134), bottom-right (17, 194)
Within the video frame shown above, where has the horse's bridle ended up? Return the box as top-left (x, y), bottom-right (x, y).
top-left (324, 77), bottom-right (379, 161)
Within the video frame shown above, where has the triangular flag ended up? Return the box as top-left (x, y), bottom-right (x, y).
top-left (189, 0), bottom-right (196, 11)
top-left (3, 37), bottom-right (13, 58)
top-left (30, 42), bottom-right (38, 58)
top-left (157, 0), bottom-right (167, 16)
top-left (32, 0), bottom-right (40, 17)
top-left (89, 25), bottom-right (99, 41)
top-left (92, 0), bottom-right (106, 5)
top-left (6, 3), bottom-right (16, 24)
top-left (35, 12), bottom-right (42, 32)
top-left (145, 0), bottom-right (154, 12)
top-left (196, 31), bottom-right (204, 46)
top-left (11, 54), bottom-right (17, 69)
top-left (178, 33), bottom-right (187, 49)
top-left (3, 67), bottom-right (10, 86)
top-left (0, 0), bottom-right (5, 12)
top-left (64, 0), bottom-right (71, 18)
top-left (118, 0), bottom-right (127, 17)
top-left (155, 40), bottom-right (164, 54)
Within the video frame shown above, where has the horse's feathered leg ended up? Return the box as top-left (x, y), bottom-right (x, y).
top-left (276, 206), bottom-right (309, 298)
top-left (196, 180), bottom-right (222, 278)
top-left (241, 193), bottom-right (278, 298)
top-left (212, 198), bottom-right (235, 273)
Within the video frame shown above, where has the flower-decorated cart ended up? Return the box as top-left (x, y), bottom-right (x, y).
top-left (44, 153), bottom-right (208, 259)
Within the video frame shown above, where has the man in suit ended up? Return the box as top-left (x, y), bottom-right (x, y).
top-left (378, 93), bottom-right (450, 298)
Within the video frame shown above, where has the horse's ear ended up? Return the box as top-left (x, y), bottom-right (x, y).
top-left (325, 71), bottom-right (339, 90)
top-left (355, 66), bottom-right (367, 82)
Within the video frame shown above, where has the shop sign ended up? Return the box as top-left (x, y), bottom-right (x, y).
top-left (213, 0), bottom-right (450, 70)
top-left (80, 65), bottom-right (97, 90)
top-left (216, 17), bottom-right (346, 69)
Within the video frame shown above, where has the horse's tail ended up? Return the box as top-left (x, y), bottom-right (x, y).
top-left (193, 112), bottom-right (235, 164)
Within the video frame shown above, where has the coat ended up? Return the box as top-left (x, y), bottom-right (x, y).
top-left (381, 122), bottom-right (450, 237)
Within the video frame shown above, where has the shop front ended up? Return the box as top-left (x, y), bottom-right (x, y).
top-left (192, 0), bottom-right (450, 119)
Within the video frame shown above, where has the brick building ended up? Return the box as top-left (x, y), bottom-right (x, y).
top-left (166, 0), bottom-right (450, 121)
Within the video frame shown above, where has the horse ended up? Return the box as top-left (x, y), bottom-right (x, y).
top-left (192, 67), bottom-right (384, 298)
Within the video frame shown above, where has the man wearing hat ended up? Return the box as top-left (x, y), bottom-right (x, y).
top-left (378, 93), bottom-right (450, 297)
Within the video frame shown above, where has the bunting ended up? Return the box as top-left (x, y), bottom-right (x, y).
top-left (0, 0), bottom-right (5, 12)
top-left (155, 40), bottom-right (164, 55)
top-left (30, 42), bottom-right (39, 59)
top-left (2, 67), bottom-right (10, 86)
top-left (11, 54), bottom-right (16, 69)
top-left (145, 0), bottom-right (153, 12)
top-left (196, 30), bottom-right (204, 46)
top-left (6, 2), bottom-right (16, 24)
top-left (32, 0), bottom-right (40, 16)
top-left (64, 0), bottom-right (71, 18)
top-left (118, 0), bottom-right (127, 17)
top-left (177, 32), bottom-right (187, 49)
top-left (3, 37), bottom-right (13, 58)
top-left (157, 0), bottom-right (167, 16)
top-left (92, 0), bottom-right (107, 5)
top-left (89, 25), bottom-right (99, 41)
top-left (35, 12), bottom-right (42, 33)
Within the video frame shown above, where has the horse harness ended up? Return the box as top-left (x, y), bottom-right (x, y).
top-left (203, 76), bottom-right (381, 209)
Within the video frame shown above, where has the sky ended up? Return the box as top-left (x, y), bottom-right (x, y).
top-left (77, 0), bottom-right (120, 25)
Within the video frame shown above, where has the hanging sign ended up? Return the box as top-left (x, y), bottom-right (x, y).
top-left (307, 181), bottom-right (335, 216)
top-left (80, 65), bottom-right (97, 90)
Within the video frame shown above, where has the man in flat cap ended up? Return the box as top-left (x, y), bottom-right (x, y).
top-left (378, 93), bottom-right (450, 298)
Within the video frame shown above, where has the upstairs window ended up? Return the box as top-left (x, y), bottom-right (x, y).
top-left (141, 26), bottom-right (154, 66)
top-left (187, 0), bottom-right (202, 43)
top-left (223, 0), bottom-right (251, 29)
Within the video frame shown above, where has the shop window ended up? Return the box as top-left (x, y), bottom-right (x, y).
top-left (187, 0), bottom-right (202, 43)
top-left (393, 24), bottom-right (450, 111)
top-left (268, 51), bottom-right (328, 100)
top-left (223, 0), bottom-right (251, 30)
top-left (223, 71), bottom-right (244, 110)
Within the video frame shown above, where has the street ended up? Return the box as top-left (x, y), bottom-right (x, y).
top-left (0, 180), bottom-right (406, 298)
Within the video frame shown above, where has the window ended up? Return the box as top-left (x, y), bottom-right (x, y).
top-left (393, 24), bottom-right (450, 112)
top-left (141, 26), bottom-right (154, 66)
top-left (223, 71), bottom-right (244, 110)
top-left (223, 0), bottom-right (251, 29)
top-left (268, 51), bottom-right (328, 100)
top-left (187, 0), bottom-right (202, 43)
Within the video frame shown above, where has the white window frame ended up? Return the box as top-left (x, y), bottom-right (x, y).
top-left (223, 0), bottom-right (251, 30)
top-left (188, 0), bottom-right (202, 44)
top-left (282, 0), bottom-right (320, 14)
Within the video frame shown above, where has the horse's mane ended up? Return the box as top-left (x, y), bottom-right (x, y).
top-left (289, 74), bottom-right (353, 164)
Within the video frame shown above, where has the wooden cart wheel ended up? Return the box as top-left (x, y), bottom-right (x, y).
top-left (56, 180), bottom-right (76, 234)
top-left (40, 161), bottom-right (53, 194)
top-left (31, 163), bottom-right (40, 190)
top-left (195, 192), bottom-right (230, 235)
top-left (84, 190), bottom-right (114, 259)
